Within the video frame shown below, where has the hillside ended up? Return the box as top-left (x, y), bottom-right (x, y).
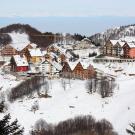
top-left (89, 24), bottom-right (135, 46)
top-left (0, 24), bottom-right (86, 48)
top-left (0, 24), bottom-right (54, 48)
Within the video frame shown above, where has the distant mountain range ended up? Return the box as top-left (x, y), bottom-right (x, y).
top-left (89, 24), bottom-right (135, 46)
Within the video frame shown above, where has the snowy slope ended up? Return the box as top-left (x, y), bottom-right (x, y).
top-left (0, 61), bottom-right (134, 135)
top-left (7, 75), bottom-right (135, 135)
top-left (8, 32), bottom-right (30, 51)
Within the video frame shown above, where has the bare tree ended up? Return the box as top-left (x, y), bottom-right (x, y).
top-left (86, 78), bottom-right (97, 94)
top-left (98, 76), bottom-right (116, 98)
top-left (31, 115), bottom-right (118, 135)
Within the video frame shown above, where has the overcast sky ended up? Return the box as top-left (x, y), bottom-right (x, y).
top-left (0, 0), bottom-right (135, 17)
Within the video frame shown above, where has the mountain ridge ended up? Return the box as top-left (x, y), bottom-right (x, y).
top-left (89, 24), bottom-right (135, 46)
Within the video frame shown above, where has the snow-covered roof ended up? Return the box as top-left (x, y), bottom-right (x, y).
top-left (30, 43), bottom-right (38, 48)
top-left (110, 40), bottom-right (118, 45)
top-left (52, 43), bottom-right (66, 54)
top-left (29, 48), bottom-right (43, 57)
top-left (50, 61), bottom-right (62, 71)
top-left (80, 61), bottom-right (90, 69)
top-left (81, 38), bottom-right (91, 42)
top-left (68, 61), bottom-right (79, 70)
top-left (8, 32), bottom-right (30, 51)
top-left (13, 55), bottom-right (28, 66)
top-left (50, 52), bottom-right (58, 58)
top-left (120, 36), bottom-right (135, 43)
top-left (42, 60), bottom-right (62, 71)
top-left (68, 60), bottom-right (94, 71)
top-left (127, 42), bottom-right (135, 48)
top-left (118, 41), bottom-right (126, 47)
top-left (110, 40), bottom-right (126, 47)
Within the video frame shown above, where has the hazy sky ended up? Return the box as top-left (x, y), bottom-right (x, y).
top-left (0, 0), bottom-right (135, 36)
top-left (0, 0), bottom-right (135, 17)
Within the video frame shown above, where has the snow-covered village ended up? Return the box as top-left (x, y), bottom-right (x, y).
top-left (1, 0), bottom-right (135, 135)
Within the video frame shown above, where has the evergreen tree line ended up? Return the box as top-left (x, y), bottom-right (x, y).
top-left (0, 114), bottom-right (24, 135)
top-left (86, 76), bottom-right (116, 98)
top-left (31, 115), bottom-right (118, 135)
top-left (88, 52), bottom-right (97, 57)
top-left (8, 76), bottom-right (47, 102)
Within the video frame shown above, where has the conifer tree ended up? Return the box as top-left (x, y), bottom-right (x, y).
top-left (0, 101), bottom-right (5, 113)
top-left (0, 114), bottom-right (24, 135)
top-left (126, 123), bottom-right (135, 135)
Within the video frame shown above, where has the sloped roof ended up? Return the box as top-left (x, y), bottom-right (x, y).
top-left (42, 60), bottom-right (62, 71)
top-left (68, 61), bottom-right (79, 70)
top-left (118, 41), bottom-right (126, 47)
top-left (68, 61), bottom-right (94, 71)
top-left (110, 40), bottom-right (126, 47)
top-left (127, 42), bottom-right (135, 48)
top-left (110, 40), bottom-right (118, 45)
top-left (13, 55), bottom-right (28, 66)
top-left (50, 61), bottom-right (62, 71)
top-left (29, 48), bottom-right (43, 57)
top-left (120, 36), bottom-right (135, 43)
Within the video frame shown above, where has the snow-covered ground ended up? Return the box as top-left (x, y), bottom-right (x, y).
top-left (8, 75), bottom-right (135, 135)
top-left (73, 48), bottom-right (99, 58)
top-left (1, 60), bottom-right (135, 135)
top-left (0, 71), bottom-right (20, 93)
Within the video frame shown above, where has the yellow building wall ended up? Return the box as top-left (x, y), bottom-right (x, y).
top-left (31, 56), bottom-right (41, 63)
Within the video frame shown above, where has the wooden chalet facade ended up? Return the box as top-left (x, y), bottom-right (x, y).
top-left (123, 43), bottom-right (130, 58)
top-left (25, 48), bottom-right (44, 63)
top-left (72, 62), bottom-right (95, 79)
top-left (20, 44), bottom-right (35, 55)
top-left (61, 62), bottom-right (96, 80)
top-left (113, 42), bottom-right (123, 57)
top-left (61, 62), bottom-right (72, 78)
top-left (103, 40), bottom-right (114, 56)
top-left (1, 43), bottom-right (37, 58)
top-left (103, 40), bottom-right (126, 58)
top-left (1, 44), bottom-right (18, 56)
